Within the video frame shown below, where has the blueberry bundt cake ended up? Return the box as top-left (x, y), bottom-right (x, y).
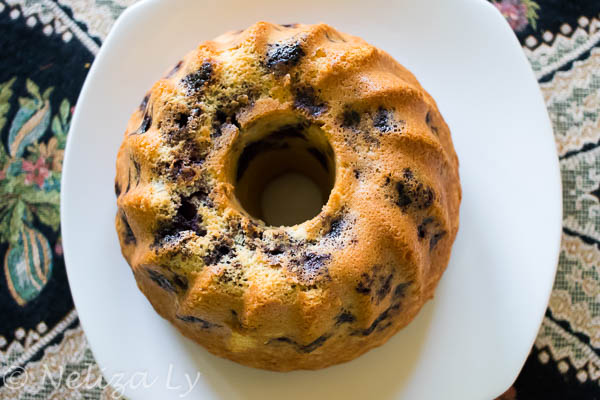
top-left (115, 22), bottom-right (461, 371)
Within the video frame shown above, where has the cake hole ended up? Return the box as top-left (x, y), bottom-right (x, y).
top-left (261, 172), bottom-right (323, 226)
top-left (233, 120), bottom-right (335, 226)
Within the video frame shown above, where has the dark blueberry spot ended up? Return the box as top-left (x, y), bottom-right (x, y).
top-left (324, 31), bottom-right (338, 43)
top-left (271, 334), bottom-right (330, 353)
top-left (281, 23), bottom-right (298, 28)
top-left (165, 140), bottom-right (207, 180)
top-left (426, 110), bottom-right (439, 135)
top-left (373, 107), bottom-right (391, 132)
top-left (352, 302), bottom-right (402, 336)
top-left (396, 181), bottom-right (412, 208)
top-left (182, 62), bottom-right (213, 95)
top-left (146, 268), bottom-right (175, 292)
top-left (215, 109), bottom-right (227, 124)
top-left (132, 159), bottom-right (141, 184)
top-left (417, 224), bottom-right (427, 239)
top-left (294, 86), bottom-right (327, 117)
top-left (212, 109), bottom-right (240, 138)
top-left (373, 107), bottom-right (404, 133)
top-left (134, 111), bottom-right (152, 134)
top-left (203, 242), bottom-right (232, 266)
top-left (165, 60), bottom-right (183, 78)
top-left (308, 147), bottom-right (328, 171)
top-left (272, 337), bottom-right (296, 346)
top-left (376, 274), bottom-right (393, 303)
top-left (175, 112), bottom-right (189, 129)
top-left (335, 310), bottom-right (356, 326)
top-left (216, 244), bottom-right (231, 257)
top-left (300, 335), bottom-right (329, 352)
top-left (188, 144), bottom-right (209, 166)
top-left (265, 41), bottom-right (305, 74)
top-left (326, 216), bottom-right (344, 238)
top-left (379, 321), bottom-right (393, 331)
top-left (393, 282), bottom-right (410, 300)
top-left (324, 30), bottom-right (346, 43)
top-left (356, 266), bottom-right (396, 304)
top-left (417, 217), bottom-right (434, 240)
top-left (139, 93), bottom-right (150, 112)
top-left (244, 220), bottom-right (264, 240)
top-left (170, 159), bottom-right (196, 181)
top-left (229, 309), bottom-right (244, 327)
top-left (303, 253), bottom-right (330, 273)
top-left (173, 274), bottom-right (188, 291)
top-left (176, 314), bottom-right (219, 329)
top-left (358, 308), bottom-right (394, 335)
top-left (114, 180), bottom-right (121, 198)
top-left (356, 273), bottom-right (372, 294)
top-left (394, 169), bottom-right (435, 211)
top-left (154, 193), bottom-right (207, 246)
top-left (219, 265), bottom-right (247, 287)
top-left (341, 109), bottom-right (360, 128)
top-left (267, 245), bottom-right (285, 256)
top-left (430, 231), bottom-right (447, 250)
top-left (191, 186), bottom-right (211, 206)
top-left (178, 197), bottom-right (197, 221)
top-left (419, 187), bottom-right (434, 209)
top-left (211, 117), bottom-right (225, 138)
top-left (353, 169), bottom-right (361, 179)
top-left (291, 253), bottom-right (331, 285)
top-left (219, 270), bottom-right (233, 283)
top-left (120, 212), bottom-right (136, 245)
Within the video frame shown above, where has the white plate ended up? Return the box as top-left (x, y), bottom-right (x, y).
top-left (61, 0), bottom-right (561, 398)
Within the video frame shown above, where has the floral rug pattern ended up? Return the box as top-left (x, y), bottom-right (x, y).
top-left (0, 1), bottom-right (599, 399)
top-left (1, 78), bottom-right (67, 307)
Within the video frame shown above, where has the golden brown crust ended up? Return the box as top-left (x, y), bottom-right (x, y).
top-left (115, 22), bottom-right (461, 371)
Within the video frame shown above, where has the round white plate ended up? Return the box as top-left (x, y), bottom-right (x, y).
top-left (61, 0), bottom-right (561, 399)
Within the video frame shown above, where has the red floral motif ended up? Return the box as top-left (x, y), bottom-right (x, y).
top-left (22, 157), bottom-right (49, 188)
top-left (494, 0), bottom-right (529, 31)
top-left (54, 240), bottom-right (63, 256)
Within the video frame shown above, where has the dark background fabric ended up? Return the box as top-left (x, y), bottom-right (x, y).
top-left (0, 1), bottom-right (91, 340)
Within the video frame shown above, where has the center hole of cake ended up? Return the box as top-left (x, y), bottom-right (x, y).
top-left (234, 122), bottom-right (335, 226)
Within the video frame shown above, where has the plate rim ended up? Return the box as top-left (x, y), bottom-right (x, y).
top-left (60, 0), bottom-right (562, 398)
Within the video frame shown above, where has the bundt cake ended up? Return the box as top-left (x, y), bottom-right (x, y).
top-left (115, 22), bottom-right (461, 371)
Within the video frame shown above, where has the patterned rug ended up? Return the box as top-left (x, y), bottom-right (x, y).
top-left (0, 1), bottom-right (599, 399)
